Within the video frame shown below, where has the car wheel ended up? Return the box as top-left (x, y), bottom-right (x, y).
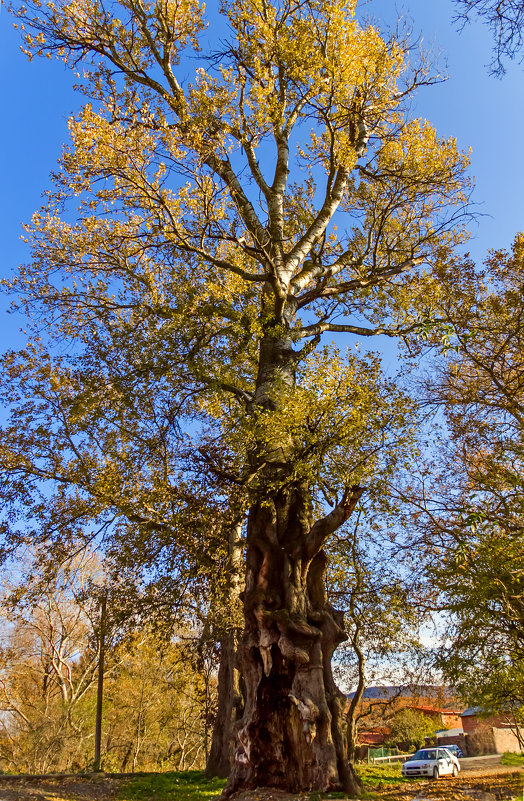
top-left (452, 765), bottom-right (458, 777)
top-left (433, 766), bottom-right (439, 779)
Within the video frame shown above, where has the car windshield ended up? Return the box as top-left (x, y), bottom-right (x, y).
top-left (412, 749), bottom-right (436, 760)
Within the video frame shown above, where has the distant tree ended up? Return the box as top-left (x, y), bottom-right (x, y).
top-left (328, 501), bottom-right (430, 781)
top-left (433, 522), bottom-right (524, 724)
top-left (0, 550), bottom-right (218, 773)
top-left (0, 339), bottom-right (246, 777)
top-left (102, 630), bottom-right (214, 772)
top-left (0, 551), bottom-right (104, 772)
top-left (387, 708), bottom-right (436, 750)
top-left (408, 234), bottom-right (524, 725)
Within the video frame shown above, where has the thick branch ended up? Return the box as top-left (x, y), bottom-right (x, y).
top-left (296, 320), bottom-right (425, 339)
top-left (306, 486), bottom-right (363, 560)
top-left (205, 154), bottom-right (267, 246)
top-left (242, 139), bottom-right (272, 201)
top-left (267, 133), bottom-right (290, 248)
top-left (295, 257), bottom-right (424, 308)
top-left (285, 168), bottom-right (349, 273)
top-left (174, 239), bottom-right (268, 283)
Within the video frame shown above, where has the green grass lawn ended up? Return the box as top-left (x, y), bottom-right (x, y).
top-left (116, 770), bottom-right (226, 801)
top-left (116, 763), bottom-right (407, 801)
top-left (501, 752), bottom-right (524, 766)
top-left (358, 762), bottom-right (405, 786)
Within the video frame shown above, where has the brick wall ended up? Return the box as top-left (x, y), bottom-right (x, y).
top-left (462, 712), bottom-right (516, 732)
top-left (463, 725), bottom-right (523, 755)
top-left (462, 714), bottom-right (479, 733)
top-left (466, 726), bottom-right (496, 755)
top-left (493, 727), bottom-right (522, 754)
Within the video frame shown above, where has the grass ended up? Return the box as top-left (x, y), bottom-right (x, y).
top-left (358, 762), bottom-right (405, 785)
top-left (114, 764), bottom-right (408, 801)
top-left (116, 763), bottom-right (410, 801)
top-left (109, 760), bottom-right (524, 801)
top-left (501, 752), bottom-right (524, 766)
top-left (116, 770), bottom-right (226, 801)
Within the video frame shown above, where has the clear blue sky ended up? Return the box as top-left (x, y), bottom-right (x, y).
top-left (1, 0), bottom-right (523, 351)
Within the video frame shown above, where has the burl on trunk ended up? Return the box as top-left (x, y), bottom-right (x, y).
top-left (225, 484), bottom-right (362, 796)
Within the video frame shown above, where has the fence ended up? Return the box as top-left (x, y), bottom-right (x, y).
top-left (368, 747), bottom-right (397, 763)
top-left (367, 747), bottom-right (412, 764)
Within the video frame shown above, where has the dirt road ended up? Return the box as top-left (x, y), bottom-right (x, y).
top-left (0, 774), bottom-right (119, 801)
top-left (460, 754), bottom-right (503, 771)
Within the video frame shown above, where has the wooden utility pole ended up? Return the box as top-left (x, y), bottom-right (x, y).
top-left (94, 593), bottom-right (106, 772)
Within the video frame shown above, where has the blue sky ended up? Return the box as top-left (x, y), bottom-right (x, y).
top-left (368, 0), bottom-right (524, 256)
top-left (0, 0), bottom-right (523, 352)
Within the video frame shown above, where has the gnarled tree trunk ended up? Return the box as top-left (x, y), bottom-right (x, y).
top-left (225, 483), bottom-right (362, 796)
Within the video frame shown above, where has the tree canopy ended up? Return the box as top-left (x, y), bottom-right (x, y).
top-left (408, 235), bottom-right (524, 723)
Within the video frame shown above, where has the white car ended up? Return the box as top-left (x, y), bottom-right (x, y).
top-left (401, 747), bottom-right (460, 779)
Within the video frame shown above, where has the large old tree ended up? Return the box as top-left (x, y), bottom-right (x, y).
top-left (5, 0), bottom-right (471, 793)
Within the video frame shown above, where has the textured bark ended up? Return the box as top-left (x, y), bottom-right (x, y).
top-left (93, 595), bottom-right (106, 773)
top-left (207, 518), bottom-right (244, 778)
top-left (206, 630), bottom-right (243, 778)
top-left (224, 483), bottom-right (361, 796)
